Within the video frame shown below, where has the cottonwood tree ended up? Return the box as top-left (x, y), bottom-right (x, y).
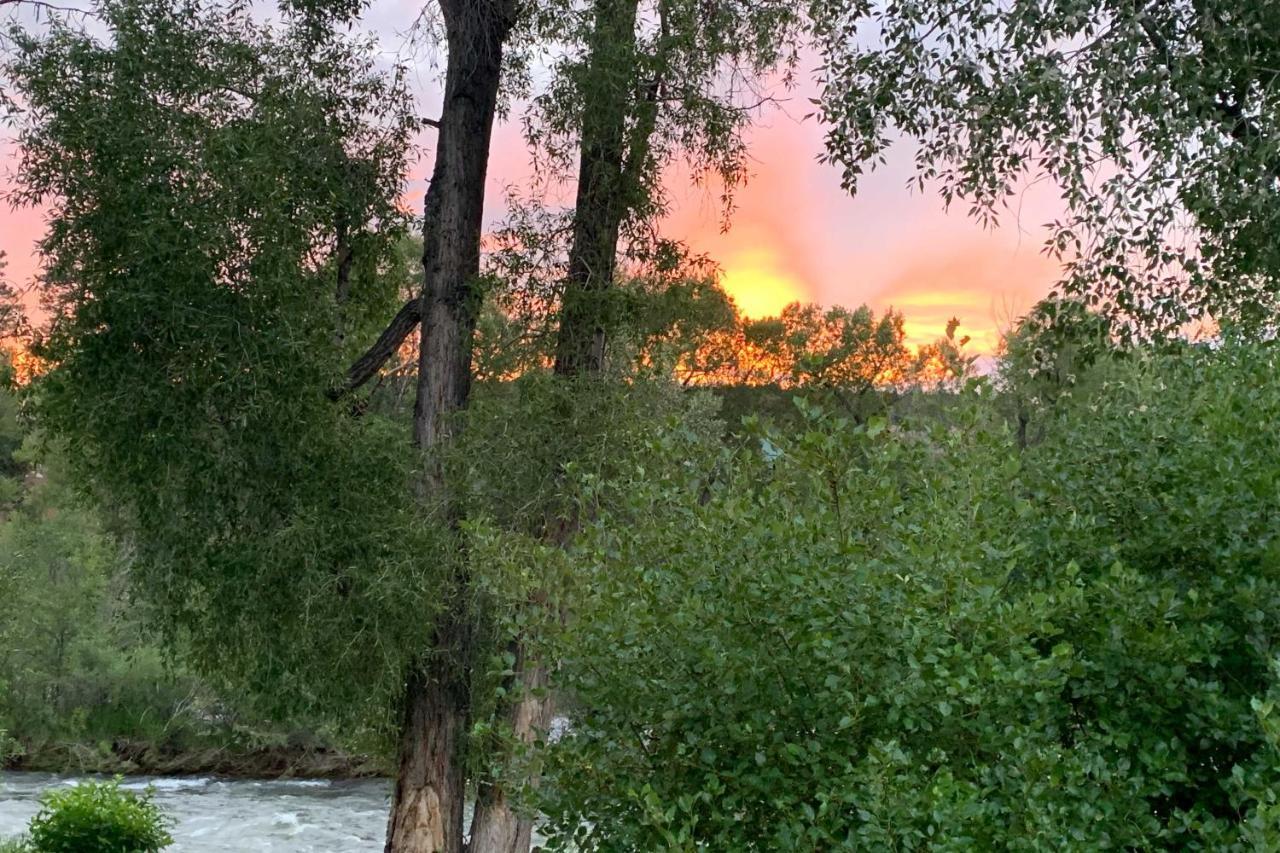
top-left (813, 0), bottom-right (1280, 337)
top-left (461, 2), bottom-right (811, 846)
top-left (8, 0), bottom-right (531, 850)
top-left (380, 2), bottom-right (522, 849)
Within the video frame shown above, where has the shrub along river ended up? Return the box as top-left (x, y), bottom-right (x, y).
top-left (0, 772), bottom-right (396, 851)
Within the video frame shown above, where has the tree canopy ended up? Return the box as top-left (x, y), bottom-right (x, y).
top-left (9, 0), bottom-right (434, 724)
top-left (815, 0), bottom-right (1280, 335)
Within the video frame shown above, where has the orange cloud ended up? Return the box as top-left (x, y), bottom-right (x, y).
top-left (655, 90), bottom-right (1063, 355)
top-left (874, 246), bottom-right (1059, 352)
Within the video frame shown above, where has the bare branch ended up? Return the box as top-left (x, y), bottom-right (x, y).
top-left (0, 0), bottom-right (95, 15)
top-left (330, 297), bottom-right (422, 399)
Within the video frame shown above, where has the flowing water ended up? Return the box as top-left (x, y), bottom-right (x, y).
top-left (0, 772), bottom-right (396, 851)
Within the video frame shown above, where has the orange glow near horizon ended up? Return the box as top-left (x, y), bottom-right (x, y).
top-left (717, 247), bottom-right (808, 319)
top-left (2, 65), bottom-right (1063, 361)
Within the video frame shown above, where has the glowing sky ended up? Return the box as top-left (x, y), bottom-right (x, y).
top-left (0, 2), bottom-right (1064, 353)
top-left (654, 101), bottom-right (1063, 349)
top-left (480, 92), bottom-right (1061, 351)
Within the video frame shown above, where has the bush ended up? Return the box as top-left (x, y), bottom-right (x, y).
top-left (26, 779), bottom-right (172, 853)
top-left (539, 343), bottom-right (1280, 850)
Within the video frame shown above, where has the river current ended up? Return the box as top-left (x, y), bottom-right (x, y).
top-left (0, 772), bottom-right (397, 851)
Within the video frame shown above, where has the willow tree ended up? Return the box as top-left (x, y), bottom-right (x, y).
top-left (813, 0), bottom-right (1280, 336)
top-left (8, 0), bottom-right (527, 849)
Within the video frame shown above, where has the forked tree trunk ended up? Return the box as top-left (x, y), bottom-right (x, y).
top-left (386, 3), bottom-right (516, 852)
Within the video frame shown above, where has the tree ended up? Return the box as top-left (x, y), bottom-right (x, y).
top-left (9, 0), bottom-right (812, 847)
top-left (677, 300), bottom-right (971, 418)
top-left (998, 297), bottom-right (1118, 447)
top-left (384, 2), bottom-right (521, 849)
top-left (468, 2), bottom-right (808, 846)
top-left (10, 0), bottom-right (424, 716)
top-left (541, 0), bottom-right (802, 375)
top-left (6, 0), bottom-right (525, 849)
top-left (814, 0), bottom-right (1280, 336)
top-left (910, 317), bottom-right (977, 392)
top-left (0, 253), bottom-right (24, 346)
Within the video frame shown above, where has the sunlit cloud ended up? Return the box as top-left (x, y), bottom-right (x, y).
top-left (874, 246), bottom-right (1060, 352)
top-left (0, 9), bottom-right (1067, 357)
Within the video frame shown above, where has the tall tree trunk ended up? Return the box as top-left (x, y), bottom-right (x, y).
top-left (468, 635), bottom-right (555, 853)
top-left (470, 3), bottom-right (655, 850)
top-left (385, 3), bottom-right (516, 852)
top-left (387, 658), bottom-right (468, 853)
top-left (550, 0), bottom-right (643, 377)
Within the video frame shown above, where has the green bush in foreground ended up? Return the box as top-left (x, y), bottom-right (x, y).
top-left (26, 779), bottom-right (171, 853)
top-left (539, 342), bottom-right (1280, 850)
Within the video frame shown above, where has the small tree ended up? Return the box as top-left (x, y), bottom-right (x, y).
top-left (998, 297), bottom-right (1118, 447)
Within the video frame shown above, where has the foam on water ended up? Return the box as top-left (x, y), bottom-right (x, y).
top-left (119, 776), bottom-right (217, 792)
top-left (0, 772), bottom-right (393, 851)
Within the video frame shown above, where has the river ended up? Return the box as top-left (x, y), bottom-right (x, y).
top-left (0, 772), bottom-right (396, 851)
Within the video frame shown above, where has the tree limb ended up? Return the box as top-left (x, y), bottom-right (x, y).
top-left (330, 297), bottom-right (422, 399)
top-left (332, 171), bottom-right (443, 401)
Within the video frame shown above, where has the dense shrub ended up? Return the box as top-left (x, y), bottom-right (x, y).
top-left (26, 779), bottom-right (171, 853)
top-left (539, 342), bottom-right (1280, 850)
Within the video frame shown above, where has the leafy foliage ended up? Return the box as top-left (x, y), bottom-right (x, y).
top-left (997, 296), bottom-right (1121, 445)
top-left (486, 0), bottom-right (810, 373)
top-left (680, 302), bottom-right (908, 389)
top-left (448, 371), bottom-right (725, 778)
top-left (538, 341), bottom-right (1280, 850)
top-left (815, 0), bottom-right (1280, 335)
top-left (26, 779), bottom-right (172, 853)
top-left (525, 0), bottom-right (805, 223)
top-left (8, 0), bottom-right (434, 728)
top-left (0, 362), bottom-right (359, 772)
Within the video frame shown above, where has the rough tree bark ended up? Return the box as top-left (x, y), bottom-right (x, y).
top-left (467, 630), bottom-right (555, 853)
top-left (550, 0), bottom-right (644, 378)
top-left (384, 2), bottom-right (517, 852)
top-left (469, 3), bottom-right (660, 849)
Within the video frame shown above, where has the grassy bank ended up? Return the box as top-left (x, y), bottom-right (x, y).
top-left (7, 739), bottom-right (381, 780)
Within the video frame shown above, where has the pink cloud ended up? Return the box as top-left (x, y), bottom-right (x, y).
top-left (1, 20), bottom-right (1065, 354)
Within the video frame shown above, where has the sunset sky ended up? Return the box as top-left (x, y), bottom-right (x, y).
top-left (0, 1), bottom-right (1064, 354)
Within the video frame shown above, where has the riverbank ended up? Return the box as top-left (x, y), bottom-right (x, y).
top-left (4, 740), bottom-right (385, 780)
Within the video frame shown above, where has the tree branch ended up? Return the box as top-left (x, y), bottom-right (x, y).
top-left (0, 0), bottom-right (86, 9)
top-left (330, 297), bottom-right (422, 399)
top-left (332, 171), bottom-right (443, 401)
